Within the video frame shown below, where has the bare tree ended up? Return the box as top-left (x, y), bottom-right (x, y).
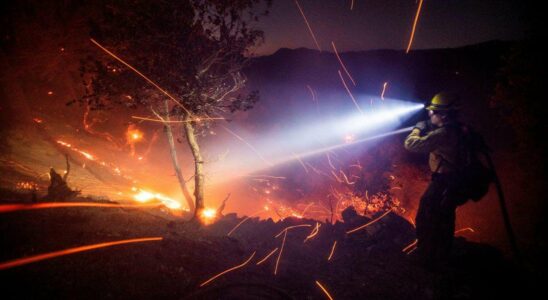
top-left (80, 0), bottom-right (270, 219)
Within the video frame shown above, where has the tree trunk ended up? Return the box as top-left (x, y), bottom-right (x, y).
top-left (162, 100), bottom-right (195, 213)
top-left (183, 114), bottom-right (205, 219)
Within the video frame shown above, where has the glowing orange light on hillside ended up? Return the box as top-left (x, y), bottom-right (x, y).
top-left (132, 189), bottom-right (184, 210)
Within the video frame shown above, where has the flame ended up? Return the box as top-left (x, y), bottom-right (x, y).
top-left (200, 208), bottom-right (217, 225)
top-left (132, 189), bottom-right (183, 210)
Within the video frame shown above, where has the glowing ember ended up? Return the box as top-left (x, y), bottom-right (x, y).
top-left (199, 251), bottom-right (256, 287)
top-left (256, 248), bottom-right (279, 265)
top-left (346, 209), bottom-right (392, 234)
top-left (15, 181), bottom-right (37, 190)
top-left (402, 239), bottom-right (418, 253)
top-left (455, 227), bottom-right (476, 235)
top-left (47, 91), bottom-right (53, 95)
top-left (381, 82), bottom-right (388, 100)
top-left (405, 0), bottom-right (425, 53)
top-left (275, 224), bottom-right (312, 238)
top-left (33, 118), bottom-right (43, 123)
top-left (315, 280), bottom-right (335, 300)
top-left (0, 202), bottom-right (161, 214)
top-left (304, 222), bottom-right (321, 243)
top-left (327, 241), bottom-right (337, 261)
top-left (332, 41), bottom-right (356, 86)
top-left (294, 0), bottom-right (322, 52)
top-left (338, 70), bottom-right (363, 114)
top-left (274, 231), bottom-right (287, 275)
top-left (0, 237), bottom-right (163, 270)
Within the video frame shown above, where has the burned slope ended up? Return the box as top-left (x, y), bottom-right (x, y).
top-left (0, 204), bottom-right (531, 300)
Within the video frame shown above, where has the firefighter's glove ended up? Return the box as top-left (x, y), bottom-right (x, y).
top-left (414, 121), bottom-right (428, 133)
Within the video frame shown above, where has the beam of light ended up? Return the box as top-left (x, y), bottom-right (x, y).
top-left (381, 82), bottom-right (388, 100)
top-left (332, 42), bottom-right (356, 86)
top-left (405, 0), bottom-right (425, 54)
top-left (220, 125), bottom-right (273, 167)
top-left (0, 202), bottom-right (161, 214)
top-left (327, 241), bottom-right (337, 261)
top-left (315, 280), bottom-right (335, 300)
top-left (338, 70), bottom-right (363, 114)
top-left (402, 239), bottom-right (418, 253)
top-left (304, 222), bottom-right (321, 243)
top-left (199, 251), bottom-right (256, 287)
top-left (0, 237), bottom-right (163, 270)
top-left (274, 231), bottom-right (287, 275)
top-left (455, 227), bottom-right (475, 235)
top-left (90, 39), bottom-right (192, 116)
top-left (227, 209), bottom-right (266, 236)
top-left (294, 0), bottom-right (322, 52)
top-left (275, 224), bottom-right (312, 238)
top-left (346, 208), bottom-right (392, 234)
top-left (256, 248), bottom-right (279, 265)
top-left (131, 116), bottom-right (224, 123)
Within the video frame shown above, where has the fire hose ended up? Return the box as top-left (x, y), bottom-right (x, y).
top-left (484, 152), bottom-right (522, 261)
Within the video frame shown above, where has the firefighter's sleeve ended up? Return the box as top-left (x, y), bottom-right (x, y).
top-left (404, 127), bottom-right (446, 153)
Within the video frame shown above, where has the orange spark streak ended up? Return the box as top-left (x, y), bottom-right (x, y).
top-left (275, 224), bottom-right (312, 238)
top-left (274, 231), bottom-right (287, 275)
top-left (90, 38), bottom-right (192, 116)
top-left (332, 42), bottom-right (356, 86)
top-left (402, 239), bottom-right (418, 253)
top-left (292, 152), bottom-right (309, 173)
top-left (306, 85), bottom-right (320, 114)
top-left (301, 202), bottom-right (314, 218)
top-left (0, 237), bottom-right (163, 270)
top-left (338, 70), bottom-right (363, 114)
top-left (294, 0), bottom-right (322, 52)
top-left (381, 82), bottom-right (388, 100)
top-left (227, 210), bottom-right (265, 236)
top-left (315, 280), bottom-right (335, 300)
top-left (327, 241), bottom-right (337, 261)
top-left (0, 202), bottom-right (160, 214)
top-left (256, 248), bottom-right (279, 265)
top-left (405, 0), bottom-right (425, 53)
top-left (346, 209), bottom-right (392, 234)
top-left (455, 227), bottom-right (475, 234)
top-left (199, 251), bottom-right (256, 287)
top-left (304, 222), bottom-right (321, 242)
top-left (221, 126), bottom-right (272, 166)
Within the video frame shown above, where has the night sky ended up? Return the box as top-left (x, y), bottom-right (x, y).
top-left (254, 0), bottom-right (530, 55)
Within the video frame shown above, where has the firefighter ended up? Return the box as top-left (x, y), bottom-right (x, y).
top-left (404, 92), bottom-right (467, 267)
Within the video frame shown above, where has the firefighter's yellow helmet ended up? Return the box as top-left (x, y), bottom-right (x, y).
top-left (426, 92), bottom-right (460, 111)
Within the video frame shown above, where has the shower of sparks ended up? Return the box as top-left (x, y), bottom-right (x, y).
top-left (315, 280), bottom-right (335, 300)
top-left (274, 231), bottom-right (287, 275)
top-left (0, 202), bottom-right (161, 214)
top-left (381, 82), bottom-right (388, 100)
top-left (90, 38), bottom-right (192, 116)
top-left (256, 248), bottom-right (279, 265)
top-left (0, 237), bottom-right (163, 270)
top-left (304, 222), bottom-right (321, 242)
top-left (346, 209), bottom-right (392, 234)
top-left (405, 0), bottom-right (425, 53)
top-left (227, 209), bottom-right (266, 236)
top-left (455, 227), bottom-right (476, 235)
top-left (338, 70), bottom-right (363, 114)
top-left (327, 241), bottom-right (337, 261)
top-left (199, 251), bottom-right (256, 287)
top-left (332, 41), bottom-right (356, 86)
top-left (402, 239), bottom-right (418, 253)
top-left (275, 224), bottom-right (313, 238)
top-left (220, 126), bottom-right (273, 167)
top-left (294, 0), bottom-right (322, 52)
